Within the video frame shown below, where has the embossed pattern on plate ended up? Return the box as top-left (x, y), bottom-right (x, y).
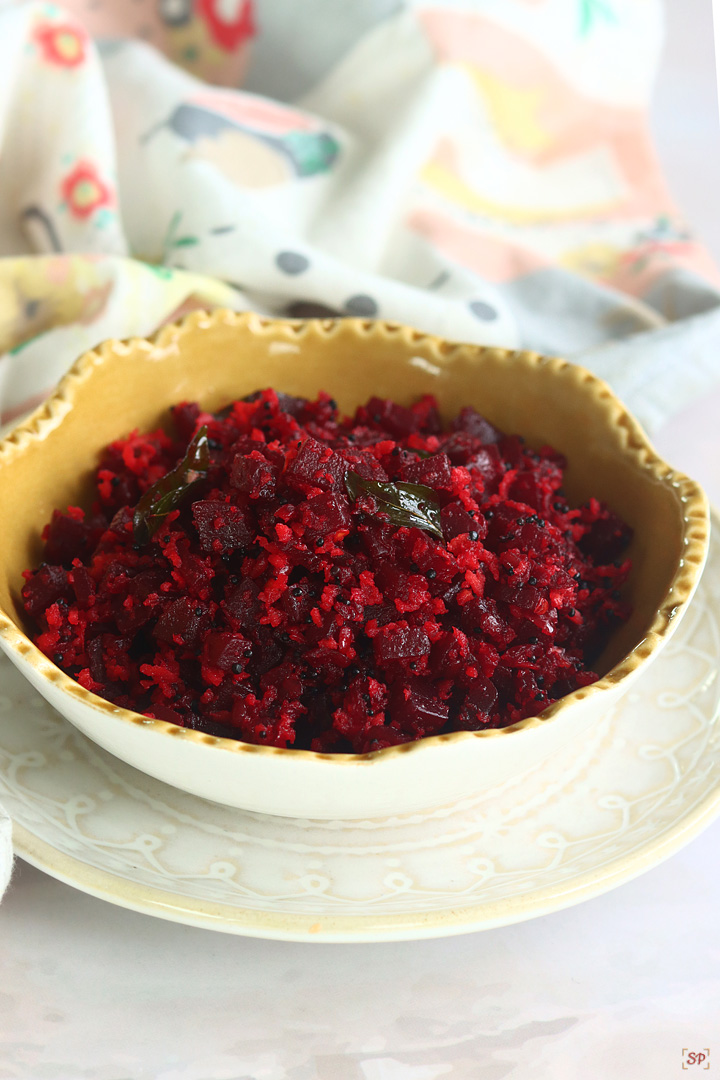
top-left (1, 524), bottom-right (719, 941)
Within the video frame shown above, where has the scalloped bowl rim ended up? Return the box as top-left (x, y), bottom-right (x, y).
top-left (0, 309), bottom-right (710, 767)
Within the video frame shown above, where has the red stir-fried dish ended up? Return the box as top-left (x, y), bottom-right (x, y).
top-left (22, 389), bottom-right (632, 753)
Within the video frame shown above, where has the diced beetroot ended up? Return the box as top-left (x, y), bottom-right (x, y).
top-left (455, 675), bottom-right (499, 729)
top-left (230, 451), bottom-right (279, 498)
top-left (333, 675), bottom-right (388, 741)
top-left (278, 580), bottom-right (314, 622)
top-left (149, 703), bottom-right (188, 726)
top-left (578, 506), bottom-right (634, 563)
top-left (356, 724), bottom-right (415, 753)
top-left (22, 565), bottom-right (71, 619)
top-left (452, 406), bottom-right (502, 444)
top-left (96, 506), bottom-right (135, 549)
top-left (192, 500), bottom-right (253, 553)
top-left (508, 460), bottom-right (563, 514)
top-left (171, 401), bottom-right (201, 441)
top-left (22, 388), bottom-right (631, 752)
top-left (374, 625), bottom-right (431, 665)
top-left (461, 597), bottom-right (516, 647)
top-left (467, 445), bottom-right (503, 491)
top-left (285, 437), bottom-right (345, 493)
top-left (410, 394), bottom-right (442, 433)
top-left (302, 645), bottom-right (351, 682)
top-left (230, 692), bottom-right (261, 732)
top-left (129, 569), bottom-right (170, 602)
top-left (495, 583), bottom-right (544, 613)
top-left (359, 519), bottom-right (396, 562)
top-left (85, 635), bottom-right (106, 684)
top-left (441, 501), bottom-right (485, 540)
top-left (222, 577), bottom-right (261, 630)
top-left (166, 542), bottom-right (213, 599)
top-left (232, 435), bottom-right (284, 467)
top-left (498, 435), bottom-right (526, 466)
top-left (274, 392), bottom-right (308, 418)
top-left (389, 678), bottom-right (449, 736)
top-left (247, 627), bottom-right (284, 676)
top-left (361, 396), bottom-right (421, 438)
top-left (69, 565), bottom-right (95, 607)
top-left (154, 597), bottom-right (210, 650)
top-left (430, 628), bottom-right (470, 677)
top-left (95, 470), bottom-right (139, 511)
top-left (342, 450), bottom-right (389, 482)
top-left (43, 508), bottom-right (105, 566)
top-left (260, 664), bottom-right (304, 702)
top-left (401, 453), bottom-right (453, 490)
top-left (292, 492), bottom-right (351, 542)
top-left (201, 631), bottom-right (252, 671)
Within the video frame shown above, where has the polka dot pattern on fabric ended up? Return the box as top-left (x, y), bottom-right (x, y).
top-left (285, 300), bottom-right (340, 319)
top-left (344, 294), bottom-right (378, 316)
top-left (469, 300), bottom-right (498, 321)
top-left (276, 251), bottom-right (310, 275)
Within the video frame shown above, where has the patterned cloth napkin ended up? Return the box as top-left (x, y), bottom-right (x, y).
top-left (0, 0), bottom-right (718, 898)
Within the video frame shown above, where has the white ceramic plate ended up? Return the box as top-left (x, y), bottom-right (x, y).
top-left (2, 520), bottom-right (719, 942)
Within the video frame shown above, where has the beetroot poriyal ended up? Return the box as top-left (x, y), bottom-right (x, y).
top-left (21, 389), bottom-right (632, 753)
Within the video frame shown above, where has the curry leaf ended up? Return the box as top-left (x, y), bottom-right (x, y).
top-left (345, 471), bottom-right (443, 540)
top-left (133, 426), bottom-right (210, 545)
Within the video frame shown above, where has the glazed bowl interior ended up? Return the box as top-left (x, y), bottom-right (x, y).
top-left (0, 311), bottom-right (704, 686)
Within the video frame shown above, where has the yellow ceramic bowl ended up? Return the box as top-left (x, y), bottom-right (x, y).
top-left (0, 311), bottom-right (710, 818)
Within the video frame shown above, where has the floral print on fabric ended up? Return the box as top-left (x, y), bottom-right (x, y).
top-left (0, 0), bottom-right (717, 443)
top-left (33, 20), bottom-right (87, 67)
top-left (196, 0), bottom-right (255, 52)
top-left (60, 162), bottom-right (113, 220)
